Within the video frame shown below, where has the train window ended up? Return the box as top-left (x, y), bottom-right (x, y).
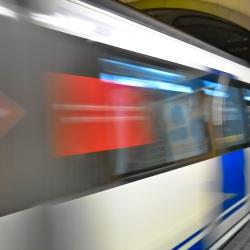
top-left (224, 85), bottom-right (246, 146)
top-left (98, 56), bottom-right (213, 174)
top-left (214, 79), bottom-right (247, 148)
top-left (242, 88), bottom-right (250, 140)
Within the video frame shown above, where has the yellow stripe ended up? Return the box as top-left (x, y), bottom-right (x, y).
top-left (130, 0), bottom-right (165, 9)
top-left (129, 0), bottom-right (250, 31)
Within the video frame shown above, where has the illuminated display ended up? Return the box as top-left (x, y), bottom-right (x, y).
top-left (49, 73), bottom-right (153, 157)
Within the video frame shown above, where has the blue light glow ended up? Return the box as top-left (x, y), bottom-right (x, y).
top-left (243, 89), bottom-right (250, 101)
top-left (203, 80), bottom-right (219, 88)
top-left (100, 58), bottom-right (185, 83)
top-left (100, 73), bottom-right (193, 93)
top-left (203, 89), bottom-right (228, 98)
top-left (244, 96), bottom-right (250, 101)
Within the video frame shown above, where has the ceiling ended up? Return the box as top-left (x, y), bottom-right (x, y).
top-left (119, 0), bottom-right (250, 62)
top-left (121, 0), bottom-right (250, 24)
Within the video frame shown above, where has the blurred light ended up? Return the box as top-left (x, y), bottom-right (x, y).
top-left (30, 12), bottom-right (96, 36)
top-left (243, 89), bottom-right (250, 101)
top-left (100, 58), bottom-right (185, 82)
top-left (203, 80), bottom-right (219, 88)
top-left (0, 5), bottom-right (17, 19)
top-left (100, 73), bottom-right (193, 93)
top-left (29, 0), bottom-right (250, 82)
top-left (59, 116), bottom-right (146, 123)
top-left (243, 96), bottom-right (250, 101)
top-left (203, 89), bottom-right (228, 98)
top-left (52, 104), bottom-right (145, 111)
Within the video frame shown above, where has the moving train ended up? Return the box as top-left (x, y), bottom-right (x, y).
top-left (1, 0), bottom-right (250, 249)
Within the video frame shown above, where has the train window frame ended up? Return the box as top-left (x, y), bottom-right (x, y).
top-left (239, 81), bottom-right (250, 144)
top-left (214, 77), bottom-right (250, 155)
top-left (97, 43), bottom-right (216, 179)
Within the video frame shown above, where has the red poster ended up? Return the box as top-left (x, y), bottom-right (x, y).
top-left (48, 73), bottom-right (153, 157)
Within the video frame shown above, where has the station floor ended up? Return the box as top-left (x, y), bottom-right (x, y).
top-left (223, 222), bottom-right (250, 249)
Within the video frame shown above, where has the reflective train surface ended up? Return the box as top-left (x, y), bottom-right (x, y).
top-left (1, 0), bottom-right (250, 249)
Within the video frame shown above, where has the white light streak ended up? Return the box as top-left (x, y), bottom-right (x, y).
top-left (29, 0), bottom-right (250, 83)
top-left (0, 5), bottom-right (17, 19)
